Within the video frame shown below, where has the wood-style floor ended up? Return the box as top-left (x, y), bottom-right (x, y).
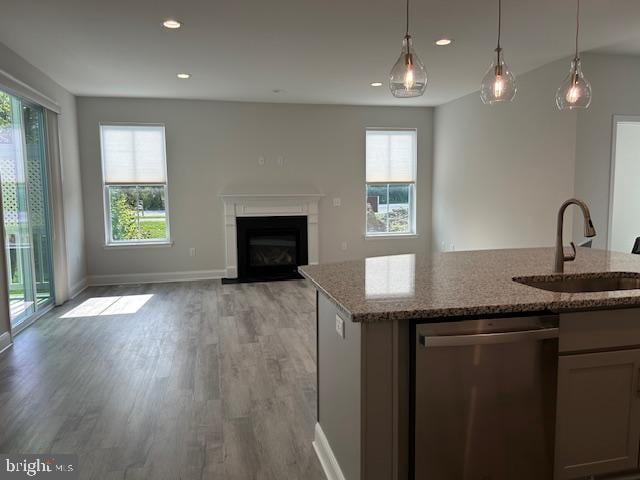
top-left (0, 280), bottom-right (325, 480)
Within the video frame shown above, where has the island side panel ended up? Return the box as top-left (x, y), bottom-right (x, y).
top-left (318, 292), bottom-right (362, 480)
top-left (361, 320), bottom-right (410, 480)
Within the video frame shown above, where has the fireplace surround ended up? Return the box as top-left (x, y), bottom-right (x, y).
top-left (221, 187), bottom-right (322, 282)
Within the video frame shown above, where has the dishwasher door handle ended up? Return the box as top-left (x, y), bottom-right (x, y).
top-left (419, 327), bottom-right (559, 348)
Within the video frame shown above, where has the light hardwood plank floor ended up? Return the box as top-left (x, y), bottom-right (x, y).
top-left (0, 280), bottom-right (325, 480)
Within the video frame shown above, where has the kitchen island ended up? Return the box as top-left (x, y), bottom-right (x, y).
top-left (299, 247), bottom-right (640, 480)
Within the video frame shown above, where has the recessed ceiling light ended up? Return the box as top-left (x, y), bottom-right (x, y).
top-left (163, 19), bottom-right (182, 29)
top-left (177, 73), bottom-right (191, 79)
top-left (370, 82), bottom-right (383, 87)
top-left (435, 38), bottom-right (453, 46)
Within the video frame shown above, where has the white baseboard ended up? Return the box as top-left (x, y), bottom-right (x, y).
top-left (0, 331), bottom-right (13, 355)
top-left (313, 423), bottom-right (346, 480)
top-left (88, 269), bottom-right (226, 286)
top-left (69, 277), bottom-right (89, 299)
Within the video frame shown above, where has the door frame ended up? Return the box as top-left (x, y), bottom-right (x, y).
top-left (607, 115), bottom-right (640, 251)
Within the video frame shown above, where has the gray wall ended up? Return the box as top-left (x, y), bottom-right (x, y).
top-left (573, 53), bottom-right (640, 249)
top-left (0, 41), bottom-right (86, 335)
top-left (76, 98), bottom-right (433, 279)
top-left (432, 58), bottom-right (578, 252)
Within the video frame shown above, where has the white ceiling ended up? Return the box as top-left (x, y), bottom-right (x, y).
top-left (1, 0), bottom-right (640, 106)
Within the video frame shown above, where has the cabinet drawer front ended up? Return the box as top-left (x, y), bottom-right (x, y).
top-left (555, 349), bottom-right (640, 479)
top-left (560, 309), bottom-right (640, 353)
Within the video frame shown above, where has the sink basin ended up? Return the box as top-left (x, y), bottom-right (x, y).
top-left (513, 272), bottom-right (640, 293)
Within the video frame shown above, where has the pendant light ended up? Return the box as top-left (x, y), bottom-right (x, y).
top-left (389, 0), bottom-right (427, 98)
top-left (480, 0), bottom-right (517, 104)
top-left (556, 0), bottom-right (592, 110)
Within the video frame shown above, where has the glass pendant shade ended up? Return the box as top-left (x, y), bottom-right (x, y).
top-left (390, 36), bottom-right (427, 98)
top-left (556, 58), bottom-right (591, 110)
top-left (480, 50), bottom-right (517, 104)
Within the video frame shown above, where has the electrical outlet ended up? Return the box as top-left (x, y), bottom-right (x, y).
top-left (258, 155), bottom-right (265, 166)
top-left (341, 241), bottom-right (348, 251)
top-left (189, 247), bottom-right (196, 257)
top-left (333, 197), bottom-right (341, 207)
top-left (335, 314), bottom-right (345, 339)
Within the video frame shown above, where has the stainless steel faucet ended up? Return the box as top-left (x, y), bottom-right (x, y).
top-left (554, 198), bottom-right (597, 273)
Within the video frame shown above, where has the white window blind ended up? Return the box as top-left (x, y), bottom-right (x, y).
top-left (100, 125), bottom-right (167, 184)
top-left (366, 130), bottom-right (416, 183)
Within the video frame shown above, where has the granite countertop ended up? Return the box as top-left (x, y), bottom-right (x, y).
top-left (298, 248), bottom-right (640, 323)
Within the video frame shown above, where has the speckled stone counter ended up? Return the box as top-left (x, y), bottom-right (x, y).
top-left (298, 247), bottom-right (640, 322)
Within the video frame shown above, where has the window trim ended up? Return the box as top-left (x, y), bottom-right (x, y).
top-left (99, 123), bottom-right (171, 247)
top-left (364, 128), bottom-right (418, 237)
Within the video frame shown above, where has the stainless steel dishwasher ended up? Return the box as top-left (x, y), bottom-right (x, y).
top-left (414, 316), bottom-right (559, 480)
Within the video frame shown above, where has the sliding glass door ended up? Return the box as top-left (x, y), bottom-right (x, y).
top-left (23, 101), bottom-right (53, 313)
top-left (0, 91), bottom-right (53, 328)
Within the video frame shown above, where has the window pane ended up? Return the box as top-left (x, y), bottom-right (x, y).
top-left (108, 186), bottom-right (167, 242)
top-left (367, 184), bottom-right (412, 235)
top-left (388, 184), bottom-right (411, 233)
top-left (367, 184), bottom-right (388, 233)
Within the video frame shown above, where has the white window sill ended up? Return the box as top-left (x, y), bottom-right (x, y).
top-left (103, 241), bottom-right (174, 250)
top-left (365, 233), bottom-right (419, 240)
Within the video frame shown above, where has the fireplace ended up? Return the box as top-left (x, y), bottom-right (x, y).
top-left (221, 187), bottom-right (321, 279)
top-left (233, 216), bottom-right (308, 282)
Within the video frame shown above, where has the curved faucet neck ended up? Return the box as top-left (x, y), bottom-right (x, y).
top-left (558, 198), bottom-right (590, 221)
top-left (555, 198), bottom-right (596, 274)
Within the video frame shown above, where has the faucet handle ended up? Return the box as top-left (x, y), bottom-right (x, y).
top-left (564, 242), bottom-right (577, 262)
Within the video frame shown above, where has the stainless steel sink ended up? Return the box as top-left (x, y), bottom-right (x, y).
top-left (513, 272), bottom-right (640, 293)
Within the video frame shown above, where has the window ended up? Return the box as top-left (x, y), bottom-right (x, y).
top-left (100, 124), bottom-right (170, 245)
top-left (365, 129), bottom-right (417, 236)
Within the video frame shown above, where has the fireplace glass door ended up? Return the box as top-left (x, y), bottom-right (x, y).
top-left (249, 234), bottom-right (297, 268)
top-left (236, 216), bottom-right (308, 281)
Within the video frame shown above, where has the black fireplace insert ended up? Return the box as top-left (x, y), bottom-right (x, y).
top-left (231, 216), bottom-right (308, 282)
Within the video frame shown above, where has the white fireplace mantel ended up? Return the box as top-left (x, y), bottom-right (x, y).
top-left (221, 186), bottom-right (323, 278)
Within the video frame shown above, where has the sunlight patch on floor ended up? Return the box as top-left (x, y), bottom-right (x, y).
top-left (61, 294), bottom-right (153, 318)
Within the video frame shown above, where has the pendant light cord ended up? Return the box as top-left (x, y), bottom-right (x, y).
top-left (575, 0), bottom-right (580, 59)
top-left (497, 0), bottom-right (502, 50)
top-left (405, 0), bottom-right (410, 36)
